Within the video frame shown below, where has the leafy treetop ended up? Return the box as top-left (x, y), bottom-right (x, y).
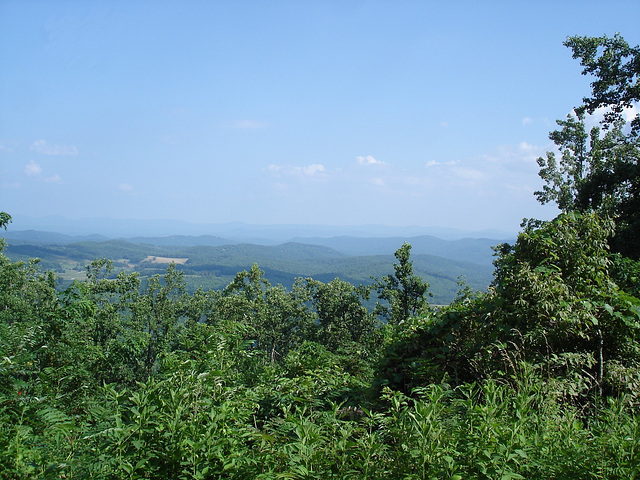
top-left (536, 34), bottom-right (640, 258)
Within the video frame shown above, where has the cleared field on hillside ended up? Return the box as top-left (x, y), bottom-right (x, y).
top-left (143, 256), bottom-right (189, 265)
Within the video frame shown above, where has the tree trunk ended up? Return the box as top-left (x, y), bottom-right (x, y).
top-left (597, 328), bottom-right (604, 397)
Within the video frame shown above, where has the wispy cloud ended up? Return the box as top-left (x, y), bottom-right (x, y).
top-left (45, 174), bottom-right (62, 184)
top-left (426, 160), bottom-right (457, 167)
top-left (25, 160), bottom-right (42, 176)
top-left (480, 142), bottom-right (547, 165)
top-left (24, 160), bottom-right (63, 184)
top-left (31, 139), bottom-right (78, 155)
top-left (516, 141), bottom-right (543, 161)
top-left (522, 117), bottom-right (533, 126)
top-left (223, 120), bottom-right (270, 129)
top-left (267, 163), bottom-right (326, 177)
top-left (356, 155), bottom-right (385, 165)
top-left (452, 167), bottom-right (486, 182)
top-left (302, 164), bottom-right (325, 176)
top-left (0, 140), bottom-right (14, 153)
top-left (118, 183), bottom-right (134, 192)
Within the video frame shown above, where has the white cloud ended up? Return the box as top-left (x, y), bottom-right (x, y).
top-left (25, 160), bottom-right (42, 176)
top-left (623, 103), bottom-right (639, 122)
top-left (591, 104), bottom-right (639, 123)
top-left (518, 142), bottom-right (547, 162)
top-left (118, 183), bottom-right (134, 192)
top-left (302, 164), bottom-right (325, 176)
top-left (576, 104), bottom-right (639, 130)
top-left (266, 163), bottom-right (326, 177)
top-left (504, 182), bottom-right (537, 194)
top-left (426, 160), bottom-right (458, 168)
top-left (518, 141), bottom-right (534, 150)
top-left (440, 121), bottom-right (450, 128)
top-left (480, 142), bottom-right (547, 166)
top-left (452, 167), bottom-right (486, 182)
top-left (522, 117), bottom-right (533, 126)
top-left (356, 155), bottom-right (384, 165)
top-left (45, 174), bottom-right (62, 183)
top-left (223, 120), bottom-right (270, 129)
top-left (370, 177), bottom-right (385, 186)
top-left (31, 139), bottom-right (78, 155)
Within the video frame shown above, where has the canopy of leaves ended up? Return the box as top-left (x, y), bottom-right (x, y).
top-left (536, 35), bottom-right (640, 258)
top-left (566, 34), bottom-right (640, 134)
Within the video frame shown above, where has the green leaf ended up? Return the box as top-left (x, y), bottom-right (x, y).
top-left (603, 303), bottom-right (614, 315)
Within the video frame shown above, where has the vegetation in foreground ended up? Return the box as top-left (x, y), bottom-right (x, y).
top-left (1, 34), bottom-right (640, 478)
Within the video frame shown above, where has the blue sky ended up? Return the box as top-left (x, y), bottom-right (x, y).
top-left (1, 0), bottom-right (639, 234)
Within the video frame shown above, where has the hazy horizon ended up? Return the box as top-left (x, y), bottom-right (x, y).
top-left (6, 213), bottom-right (517, 241)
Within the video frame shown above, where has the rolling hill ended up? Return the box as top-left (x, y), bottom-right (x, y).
top-left (2, 231), bottom-right (499, 304)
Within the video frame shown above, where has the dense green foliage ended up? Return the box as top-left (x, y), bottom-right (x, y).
top-left (536, 34), bottom-right (640, 258)
top-left (2, 208), bottom-right (640, 479)
top-left (373, 243), bottom-right (431, 325)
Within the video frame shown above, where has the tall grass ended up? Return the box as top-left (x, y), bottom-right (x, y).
top-left (3, 360), bottom-right (639, 479)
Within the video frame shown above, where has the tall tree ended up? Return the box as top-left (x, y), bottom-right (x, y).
top-left (536, 34), bottom-right (640, 258)
top-left (303, 277), bottom-right (377, 351)
top-left (374, 243), bottom-right (430, 324)
top-left (133, 263), bottom-right (187, 375)
top-left (212, 263), bottom-right (312, 362)
top-left (566, 34), bottom-right (639, 135)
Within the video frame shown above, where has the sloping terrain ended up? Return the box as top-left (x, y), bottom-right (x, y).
top-left (3, 233), bottom-right (496, 304)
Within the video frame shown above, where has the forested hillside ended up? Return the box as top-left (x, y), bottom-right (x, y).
top-left (1, 34), bottom-right (640, 479)
top-left (3, 235), bottom-right (494, 305)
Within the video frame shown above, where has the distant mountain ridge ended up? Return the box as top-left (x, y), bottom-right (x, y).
top-left (3, 230), bottom-right (110, 245)
top-left (124, 235), bottom-right (230, 247)
top-left (4, 230), bottom-right (507, 267)
top-left (8, 215), bottom-right (516, 241)
top-left (2, 233), bottom-right (496, 305)
top-left (291, 235), bottom-right (502, 266)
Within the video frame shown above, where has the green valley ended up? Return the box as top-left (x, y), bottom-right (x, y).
top-left (3, 234), bottom-right (495, 305)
